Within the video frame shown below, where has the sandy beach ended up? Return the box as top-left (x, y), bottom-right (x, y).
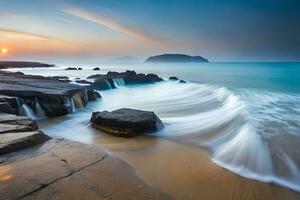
top-left (93, 133), bottom-right (300, 200)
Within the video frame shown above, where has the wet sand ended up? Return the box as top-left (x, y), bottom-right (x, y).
top-left (92, 134), bottom-right (300, 200)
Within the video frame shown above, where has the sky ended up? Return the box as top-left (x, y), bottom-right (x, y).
top-left (0, 0), bottom-right (299, 61)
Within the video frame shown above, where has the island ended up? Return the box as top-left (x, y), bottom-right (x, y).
top-left (145, 54), bottom-right (208, 63)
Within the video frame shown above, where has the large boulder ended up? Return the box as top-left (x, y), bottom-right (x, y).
top-left (90, 108), bottom-right (163, 138)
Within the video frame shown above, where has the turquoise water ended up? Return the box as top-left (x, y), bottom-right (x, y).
top-left (12, 62), bottom-right (300, 92)
top-left (8, 62), bottom-right (300, 192)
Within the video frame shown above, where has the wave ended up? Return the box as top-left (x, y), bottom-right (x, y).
top-left (41, 80), bottom-right (300, 192)
top-left (101, 81), bottom-right (300, 192)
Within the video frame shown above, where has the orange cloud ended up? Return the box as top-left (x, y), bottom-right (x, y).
top-left (0, 28), bottom-right (58, 41)
top-left (62, 7), bottom-right (155, 43)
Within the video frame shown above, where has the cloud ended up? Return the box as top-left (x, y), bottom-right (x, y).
top-left (0, 28), bottom-right (58, 41)
top-left (62, 7), bottom-right (155, 43)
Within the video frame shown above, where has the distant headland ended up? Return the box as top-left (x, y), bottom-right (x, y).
top-left (0, 61), bottom-right (54, 69)
top-left (145, 54), bottom-right (209, 63)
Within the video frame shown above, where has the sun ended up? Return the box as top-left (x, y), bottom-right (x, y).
top-left (1, 48), bottom-right (8, 54)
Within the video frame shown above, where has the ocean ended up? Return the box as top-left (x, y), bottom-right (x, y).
top-left (8, 62), bottom-right (300, 192)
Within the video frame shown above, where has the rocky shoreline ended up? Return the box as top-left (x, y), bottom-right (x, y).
top-left (0, 113), bottom-right (169, 200)
top-left (0, 68), bottom-right (170, 199)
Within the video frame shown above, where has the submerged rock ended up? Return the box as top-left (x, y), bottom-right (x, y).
top-left (179, 80), bottom-right (187, 83)
top-left (75, 79), bottom-right (92, 85)
top-left (65, 67), bottom-right (77, 70)
top-left (93, 67), bottom-right (100, 70)
top-left (169, 76), bottom-right (179, 80)
top-left (90, 108), bottom-right (163, 138)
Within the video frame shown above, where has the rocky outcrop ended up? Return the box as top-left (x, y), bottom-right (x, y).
top-left (0, 61), bottom-right (54, 69)
top-left (91, 108), bottom-right (163, 138)
top-left (88, 70), bottom-right (163, 90)
top-left (0, 113), bottom-right (168, 199)
top-left (93, 67), bottom-right (100, 70)
top-left (179, 80), bottom-right (187, 83)
top-left (0, 71), bottom-right (100, 117)
top-left (0, 113), bottom-right (49, 155)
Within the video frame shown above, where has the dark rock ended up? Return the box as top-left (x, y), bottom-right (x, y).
top-left (51, 76), bottom-right (71, 83)
top-left (87, 90), bottom-right (101, 101)
top-left (179, 80), bottom-right (187, 83)
top-left (0, 95), bottom-right (20, 115)
top-left (0, 71), bottom-right (97, 117)
top-left (88, 71), bottom-right (162, 91)
top-left (94, 91), bottom-right (102, 98)
top-left (169, 76), bottom-right (179, 80)
top-left (65, 67), bottom-right (77, 70)
top-left (90, 108), bottom-right (163, 138)
top-left (75, 80), bottom-right (92, 85)
top-left (93, 67), bottom-right (100, 71)
top-left (145, 54), bottom-right (209, 63)
top-left (92, 78), bottom-right (116, 90)
top-left (0, 61), bottom-right (54, 69)
top-left (78, 67), bottom-right (82, 70)
top-left (0, 102), bottom-right (14, 114)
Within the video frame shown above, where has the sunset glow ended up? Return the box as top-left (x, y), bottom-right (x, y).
top-left (1, 48), bottom-right (8, 54)
top-left (0, 0), bottom-right (299, 61)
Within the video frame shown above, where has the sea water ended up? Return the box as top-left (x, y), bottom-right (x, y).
top-left (8, 62), bottom-right (300, 192)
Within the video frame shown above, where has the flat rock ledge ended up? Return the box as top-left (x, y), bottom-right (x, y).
top-left (0, 139), bottom-right (170, 200)
top-left (0, 71), bottom-right (100, 117)
top-left (0, 113), bottom-right (49, 155)
top-left (91, 108), bottom-right (164, 138)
